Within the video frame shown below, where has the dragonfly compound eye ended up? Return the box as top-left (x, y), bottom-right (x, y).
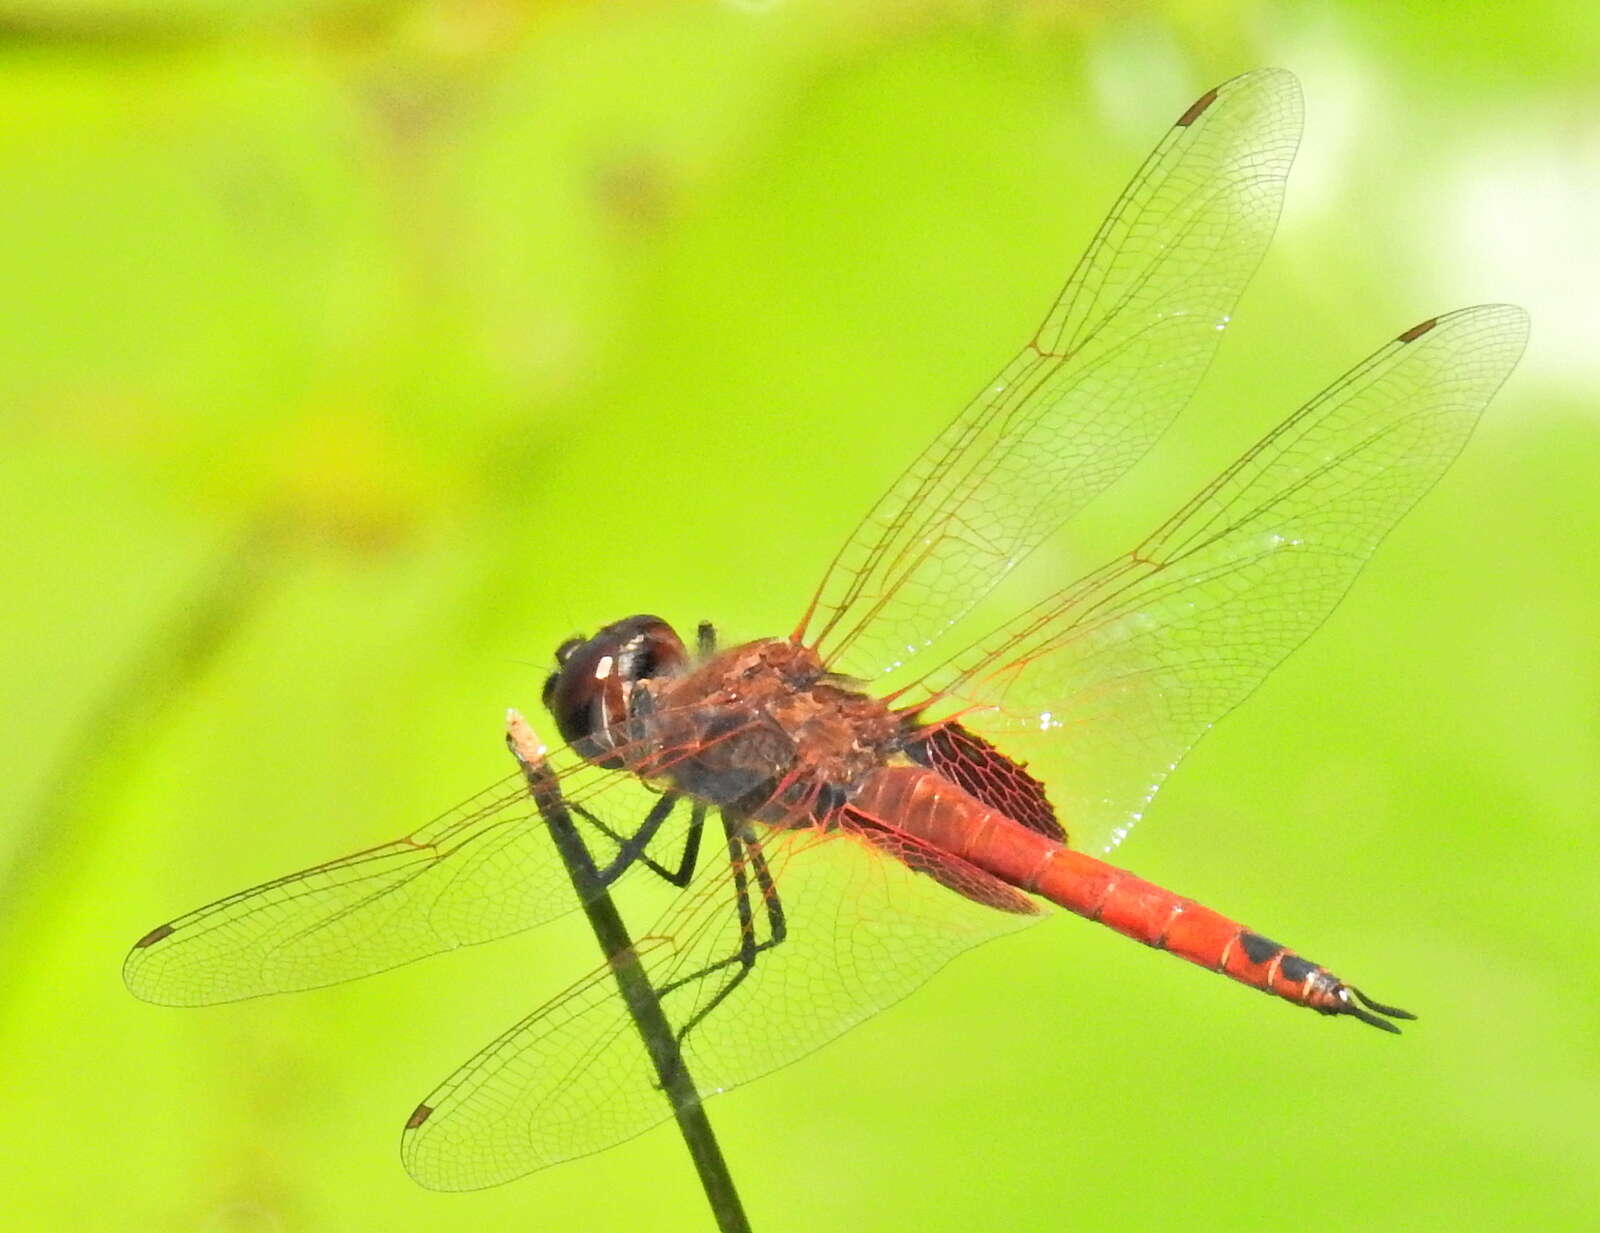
top-left (544, 615), bottom-right (687, 762)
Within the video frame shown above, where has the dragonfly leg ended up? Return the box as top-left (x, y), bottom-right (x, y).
top-left (697, 620), bottom-right (717, 655)
top-left (660, 814), bottom-right (788, 1046)
top-left (648, 802), bottom-right (708, 889)
top-left (572, 794), bottom-right (708, 888)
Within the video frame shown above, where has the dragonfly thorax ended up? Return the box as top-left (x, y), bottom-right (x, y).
top-left (639, 637), bottom-right (905, 825)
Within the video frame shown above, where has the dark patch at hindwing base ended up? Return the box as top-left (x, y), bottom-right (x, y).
top-left (901, 722), bottom-right (1065, 842)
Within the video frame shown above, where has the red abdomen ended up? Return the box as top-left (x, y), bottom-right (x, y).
top-left (847, 765), bottom-right (1411, 1031)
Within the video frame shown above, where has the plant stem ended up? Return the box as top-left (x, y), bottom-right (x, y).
top-left (505, 710), bottom-right (753, 1233)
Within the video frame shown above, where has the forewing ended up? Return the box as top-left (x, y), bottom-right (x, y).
top-left (797, 68), bottom-right (1303, 681)
top-left (123, 754), bottom-right (699, 1007)
top-left (907, 304), bottom-right (1529, 853)
top-left (400, 815), bottom-right (1041, 1189)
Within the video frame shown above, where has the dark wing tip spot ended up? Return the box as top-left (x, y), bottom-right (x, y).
top-left (405, 1103), bottom-right (434, 1130)
top-left (1176, 87), bottom-right (1220, 127)
top-left (1397, 317), bottom-right (1439, 344)
top-left (134, 923), bottom-right (175, 949)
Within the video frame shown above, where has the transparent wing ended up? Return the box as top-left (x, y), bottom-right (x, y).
top-left (123, 732), bottom-right (714, 1007)
top-left (400, 811), bottom-right (1041, 1190)
top-left (796, 68), bottom-right (1303, 681)
top-left (902, 304), bottom-right (1529, 854)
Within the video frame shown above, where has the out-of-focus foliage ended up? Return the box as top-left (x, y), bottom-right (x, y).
top-left (3, 3), bottom-right (1597, 1231)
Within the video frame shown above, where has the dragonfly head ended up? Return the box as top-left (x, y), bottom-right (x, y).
top-left (542, 614), bottom-right (688, 762)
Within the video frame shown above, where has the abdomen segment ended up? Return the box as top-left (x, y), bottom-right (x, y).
top-left (849, 766), bottom-right (1414, 1032)
top-left (1026, 846), bottom-right (1413, 1031)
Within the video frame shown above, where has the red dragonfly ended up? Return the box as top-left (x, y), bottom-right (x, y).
top-left (125, 69), bottom-right (1528, 1191)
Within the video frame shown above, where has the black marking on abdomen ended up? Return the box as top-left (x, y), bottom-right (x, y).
top-left (1239, 932), bottom-right (1282, 965)
top-left (1279, 954), bottom-right (1316, 983)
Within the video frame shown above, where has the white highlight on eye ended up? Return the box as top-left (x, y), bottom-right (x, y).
top-left (594, 655), bottom-right (614, 680)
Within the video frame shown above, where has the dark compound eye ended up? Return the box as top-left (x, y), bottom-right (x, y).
top-left (623, 640), bottom-right (661, 682)
top-left (543, 615), bottom-right (689, 763)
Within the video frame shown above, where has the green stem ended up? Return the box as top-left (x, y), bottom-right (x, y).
top-left (506, 711), bottom-right (753, 1233)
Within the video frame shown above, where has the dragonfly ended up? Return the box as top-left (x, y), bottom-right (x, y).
top-left (124, 68), bottom-right (1529, 1192)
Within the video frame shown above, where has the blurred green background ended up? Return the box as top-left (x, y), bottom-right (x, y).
top-left (4, 2), bottom-right (1598, 1231)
